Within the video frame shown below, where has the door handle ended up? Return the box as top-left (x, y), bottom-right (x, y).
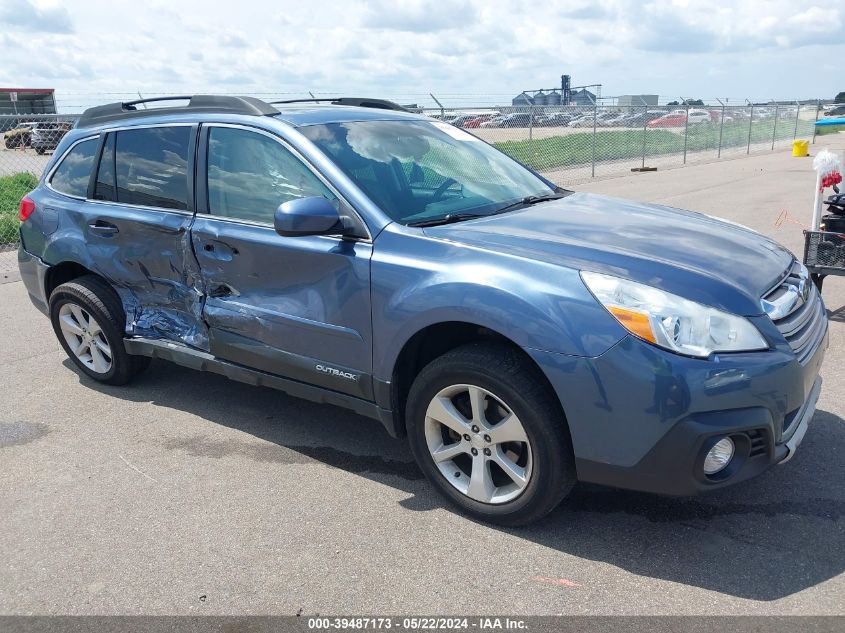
top-left (88, 220), bottom-right (119, 236)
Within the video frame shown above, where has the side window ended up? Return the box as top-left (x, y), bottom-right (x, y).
top-left (94, 133), bottom-right (115, 201)
top-left (206, 126), bottom-right (335, 223)
top-left (50, 138), bottom-right (98, 197)
top-left (115, 126), bottom-right (190, 210)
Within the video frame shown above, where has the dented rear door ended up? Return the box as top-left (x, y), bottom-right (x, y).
top-left (86, 124), bottom-right (208, 349)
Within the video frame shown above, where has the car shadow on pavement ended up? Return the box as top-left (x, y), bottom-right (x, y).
top-left (827, 303), bottom-right (845, 323)
top-left (68, 358), bottom-right (845, 602)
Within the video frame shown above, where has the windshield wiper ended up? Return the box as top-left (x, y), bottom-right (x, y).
top-left (407, 213), bottom-right (488, 227)
top-left (407, 193), bottom-right (569, 227)
top-left (493, 192), bottom-right (568, 214)
top-left (524, 192), bottom-right (568, 204)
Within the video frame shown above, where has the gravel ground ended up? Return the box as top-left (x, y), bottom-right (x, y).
top-left (0, 136), bottom-right (843, 616)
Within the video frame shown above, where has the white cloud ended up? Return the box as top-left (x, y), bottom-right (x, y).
top-left (362, 0), bottom-right (477, 32)
top-left (0, 0), bottom-right (73, 33)
top-left (0, 0), bottom-right (839, 109)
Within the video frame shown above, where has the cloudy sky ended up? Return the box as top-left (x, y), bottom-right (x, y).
top-left (0, 0), bottom-right (841, 110)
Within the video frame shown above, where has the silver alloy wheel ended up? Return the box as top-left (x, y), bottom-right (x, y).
top-left (58, 302), bottom-right (113, 374)
top-left (424, 384), bottom-right (533, 504)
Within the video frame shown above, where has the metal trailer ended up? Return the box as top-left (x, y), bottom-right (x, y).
top-left (804, 140), bottom-right (845, 292)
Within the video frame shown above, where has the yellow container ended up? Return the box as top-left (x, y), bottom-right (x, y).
top-left (793, 139), bottom-right (809, 157)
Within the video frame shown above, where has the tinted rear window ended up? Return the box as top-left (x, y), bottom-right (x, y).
top-left (50, 138), bottom-right (97, 197)
top-left (115, 126), bottom-right (190, 209)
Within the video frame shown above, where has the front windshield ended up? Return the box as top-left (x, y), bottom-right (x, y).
top-left (299, 119), bottom-right (555, 225)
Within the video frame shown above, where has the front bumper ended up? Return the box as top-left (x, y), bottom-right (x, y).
top-left (777, 374), bottom-right (820, 464)
top-left (528, 320), bottom-right (828, 496)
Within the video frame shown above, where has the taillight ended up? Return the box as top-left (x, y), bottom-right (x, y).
top-left (19, 196), bottom-right (35, 222)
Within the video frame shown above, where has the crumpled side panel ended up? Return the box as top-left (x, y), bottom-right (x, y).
top-left (123, 226), bottom-right (208, 350)
top-left (89, 214), bottom-right (210, 351)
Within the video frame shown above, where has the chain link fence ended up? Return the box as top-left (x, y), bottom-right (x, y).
top-left (1, 114), bottom-right (78, 261)
top-left (427, 103), bottom-right (821, 185)
top-left (0, 102), bottom-right (825, 254)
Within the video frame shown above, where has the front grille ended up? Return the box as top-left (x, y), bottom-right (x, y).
top-left (763, 261), bottom-right (827, 364)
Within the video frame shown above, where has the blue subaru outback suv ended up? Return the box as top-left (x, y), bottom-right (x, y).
top-left (17, 95), bottom-right (828, 525)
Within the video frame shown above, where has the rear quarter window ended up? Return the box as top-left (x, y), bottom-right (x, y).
top-left (50, 138), bottom-right (98, 198)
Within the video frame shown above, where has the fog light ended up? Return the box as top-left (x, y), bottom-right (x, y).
top-left (703, 437), bottom-right (734, 475)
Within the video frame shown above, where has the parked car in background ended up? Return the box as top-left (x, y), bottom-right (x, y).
top-left (690, 109), bottom-right (712, 123)
top-left (3, 121), bottom-right (38, 149)
top-left (614, 111), bottom-right (666, 127)
top-left (496, 113), bottom-right (533, 128)
top-left (566, 113), bottom-right (590, 127)
top-left (478, 113), bottom-right (533, 128)
top-left (446, 115), bottom-right (479, 128)
top-left (825, 104), bottom-right (845, 117)
top-left (19, 95), bottom-right (827, 525)
top-left (597, 111), bottom-right (623, 126)
top-left (570, 111), bottom-right (620, 128)
top-left (30, 121), bottom-right (73, 154)
top-left (535, 112), bottom-right (574, 127)
top-left (648, 109), bottom-right (711, 128)
top-left (570, 115), bottom-right (597, 128)
top-left (648, 113), bottom-right (686, 128)
top-left (601, 113), bottom-right (633, 127)
top-left (463, 113), bottom-right (498, 128)
top-left (479, 116), bottom-right (506, 128)
top-left (707, 109), bottom-right (735, 123)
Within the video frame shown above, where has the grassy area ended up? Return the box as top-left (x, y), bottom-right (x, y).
top-left (816, 124), bottom-right (845, 136)
top-left (0, 172), bottom-right (38, 245)
top-left (494, 118), bottom-right (819, 171)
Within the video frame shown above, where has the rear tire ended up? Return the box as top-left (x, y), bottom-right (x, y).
top-left (49, 275), bottom-right (150, 385)
top-left (406, 342), bottom-right (575, 526)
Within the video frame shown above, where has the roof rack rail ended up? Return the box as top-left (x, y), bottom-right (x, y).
top-left (76, 95), bottom-right (280, 128)
top-left (270, 97), bottom-right (409, 112)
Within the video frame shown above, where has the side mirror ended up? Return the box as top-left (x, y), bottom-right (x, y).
top-left (274, 196), bottom-right (343, 237)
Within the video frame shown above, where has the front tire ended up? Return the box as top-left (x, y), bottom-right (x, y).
top-left (49, 275), bottom-right (150, 385)
top-left (406, 342), bottom-right (575, 526)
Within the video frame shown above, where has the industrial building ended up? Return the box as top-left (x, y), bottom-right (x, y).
top-left (0, 88), bottom-right (57, 115)
top-left (512, 75), bottom-right (600, 107)
top-left (617, 94), bottom-right (659, 107)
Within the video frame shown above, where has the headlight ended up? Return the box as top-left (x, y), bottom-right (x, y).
top-left (581, 271), bottom-right (768, 358)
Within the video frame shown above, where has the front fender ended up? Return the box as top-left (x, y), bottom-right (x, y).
top-left (371, 225), bottom-right (626, 381)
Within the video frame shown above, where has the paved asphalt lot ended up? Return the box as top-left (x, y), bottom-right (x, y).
top-left (1, 138), bottom-right (844, 615)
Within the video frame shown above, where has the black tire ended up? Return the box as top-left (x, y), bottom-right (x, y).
top-left (35, 147), bottom-right (45, 155)
top-left (49, 275), bottom-right (150, 385)
top-left (406, 342), bottom-right (575, 526)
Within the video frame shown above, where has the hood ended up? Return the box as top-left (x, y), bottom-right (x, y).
top-left (424, 192), bottom-right (793, 315)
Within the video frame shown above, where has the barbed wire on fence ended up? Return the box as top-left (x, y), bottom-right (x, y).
top-left (0, 100), bottom-right (829, 250)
